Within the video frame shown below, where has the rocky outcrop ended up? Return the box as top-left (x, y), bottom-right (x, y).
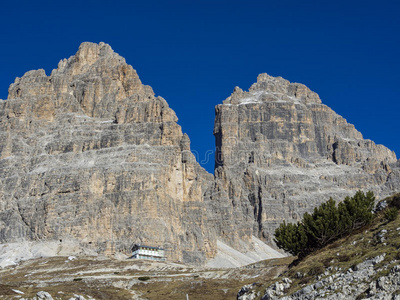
top-left (210, 73), bottom-right (400, 247)
top-left (0, 42), bottom-right (216, 264)
top-left (1, 42), bottom-right (399, 266)
top-left (237, 214), bottom-right (400, 300)
top-left (247, 255), bottom-right (400, 300)
top-left (17, 291), bottom-right (94, 300)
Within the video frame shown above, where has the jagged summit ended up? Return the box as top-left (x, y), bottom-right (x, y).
top-left (0, 42), bottom-right (399, 268)
top-left (211, 72), bottom-right (400, 248)
top-left (54, 42), bottom-right (125, 75)
top-left (224, 73), bottom-right (321, 105)
top-left (7, 42), bottom-right (163, 122)
top-left (0, 42), bottom-right (216, 265)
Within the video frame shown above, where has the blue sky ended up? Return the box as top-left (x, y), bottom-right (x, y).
top-left (1, 0), bottom-right (399, 173)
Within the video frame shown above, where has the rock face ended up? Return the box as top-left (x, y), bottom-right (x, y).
top-left (0, 42), bottom-right (216, 264)
top-left (210, 73), bottom-right (400, 246)
top-left (1, 43), bottom-right (399, 266)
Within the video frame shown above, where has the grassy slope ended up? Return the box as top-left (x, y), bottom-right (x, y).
top-left (251, 195), bottom-right (400, 297)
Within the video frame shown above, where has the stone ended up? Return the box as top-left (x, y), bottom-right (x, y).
top-left (314, 280), bottom-right (323, 289)
top-left (208, 73), bottom-right (400, 247)
top-left (375, 200), bottom-right (388, 212)
top-left (249, 249), bottom-right (400, 300)
top-left (282, 278), bottom-right (292, 284)
top-left (372, 254), bottom-right (386, 265)
top-left (0, 42), bottom-right (216, 265)
top-left (69, 295), bottom-right (87, 300)
top-left (36, 291), bottom-right (54, 300)
top-left (377, 276), bottom-right (389, 290)
top-left (2, 43), bottom-right (400, 267)
top-left (297, 284), bottom-right (314, 295)
top-left (273, 282), bottom-right (284, 292)
top-left (237, 284), bottom-right (258, 300)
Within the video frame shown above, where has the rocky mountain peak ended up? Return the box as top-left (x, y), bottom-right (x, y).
top-left (212, 73), bottom-right (400, 249)
top-left (6, 42), bottom-right (164, 122)
top-left (75, 41), bottom-right (115, 66)
top-left (0, 42), bottom-right (215, 265)
top-left (1, 42), bottom-right (399, 268)
top-left (224, 73), bottom-right (321, 105)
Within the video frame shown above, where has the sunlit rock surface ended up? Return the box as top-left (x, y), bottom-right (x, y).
top-left (209, 73), bottom-right (400, 246)
top-left (0, 42), bottom-right (216, 265)
top-left (1, 43), bottom-right (399, 266)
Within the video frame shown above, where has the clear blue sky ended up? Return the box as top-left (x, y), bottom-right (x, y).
top-left (1, 0), bottom-right (399, 173)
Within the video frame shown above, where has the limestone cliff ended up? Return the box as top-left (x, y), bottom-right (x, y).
top-left (1, 44), bottom-right (399, 266)
top-left (210, 73), bottom-right (400, 247)
top-left (0, 42), bottom-right (216, 264)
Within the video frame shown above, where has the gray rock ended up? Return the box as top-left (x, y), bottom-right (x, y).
top-left (2, 43), bottom-right (400, 267)
top-left (377, 276), bottom-right (389, 290)
top-left (392, 265), bottom-right (400, 274)
top-left (373, 254), bottom-right (386, 265)
top-left (0, 42), bottom-right (216, 265)
top-left (393, 294), bottom-right (400, 300)
top-left (375, 200), bottom-right (388, 212)
top-left (69, 295), bottom-right (87, 300)
top-left (36, 291), bottom-right (54, 300)
top-left (251, 252), bottom-right (400, 300)
top-left (273, 282), bottom-right (284, 292)
top-left (209, 73), bottom-right (400, 247)
top-left (293, 284), bottom-right (314, 297)
top-left (282, 278), bottom-right (292, 284)
top-left (314, 280), bottom-right (323, 289)
top-left (237, 284), bottom-right (258, 300)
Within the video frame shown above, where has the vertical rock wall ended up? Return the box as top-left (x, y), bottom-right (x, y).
top-left (0, 42), bottom-right (216, 264)
top-left (1, 43), bottom-right (399, 264)
top-left (210, 73), bottom-right (400, 247)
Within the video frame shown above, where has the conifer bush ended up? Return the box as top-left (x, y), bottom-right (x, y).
top-left (274, 191), bottom-right (375, 258)
top-left (384, 207), bottom-right (398, 222)
top-left (274, 221), bottom-right (307, 256)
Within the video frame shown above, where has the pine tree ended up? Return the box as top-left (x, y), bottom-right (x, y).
top-left (342, 190), bottom-right (375, 229)
top-left (273, 191), bottom-right (376, 258)
top-left (274, 221), bottom-right (307, 257)
top-left (302, 198), bottom-right (341, 249)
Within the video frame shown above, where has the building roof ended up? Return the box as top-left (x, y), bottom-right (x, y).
top-left (131, 244), bottom-right (164, 251)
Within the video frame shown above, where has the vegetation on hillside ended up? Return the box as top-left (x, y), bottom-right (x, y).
top-left (274, 191), bottom-right (380, 258)
top-left (248, 193), bottom-right (400, 298)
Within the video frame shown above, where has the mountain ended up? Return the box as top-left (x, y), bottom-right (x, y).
top-left (208, 73), bottom-right (400, 246)
top-left (0, 42), bottom-right (216, 265)
top-left (0, 42), bottom-right (399, 266)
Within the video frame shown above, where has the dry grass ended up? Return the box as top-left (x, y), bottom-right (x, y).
top-left (0, 253), bottom-right (293, 299)
top-left (2, 199), bottom-right (397, 299)
top-left (276, 207), bottom-right (400, 296)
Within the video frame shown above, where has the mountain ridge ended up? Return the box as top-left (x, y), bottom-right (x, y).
top-left (0, 42), bottom-right (399, 266)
